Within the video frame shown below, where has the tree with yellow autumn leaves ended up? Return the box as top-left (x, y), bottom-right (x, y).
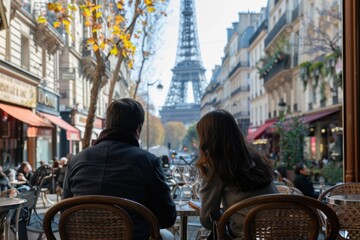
top-left (38, 0), bottom-right (167, 149)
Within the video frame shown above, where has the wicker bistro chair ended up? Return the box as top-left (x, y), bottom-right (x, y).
top-left (43, 195), bottom-right (161, 240)
top-left (276, 185), bottom-right (292, 194)
top-left (318, 182), bottom-right (360, 239)
top-left (216, 194), bottom-right (340, 240)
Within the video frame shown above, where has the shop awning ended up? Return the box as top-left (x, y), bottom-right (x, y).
top-left (38, 112), bottom-right (80, 141)
top-left (0, 103), bottom-right (52, 127)
top-left (77, 126), bottom-right (98, 140)
top-left (303, 108), bottom-right (340, 123)
top-left (246, 120), bottom-right (277, 141)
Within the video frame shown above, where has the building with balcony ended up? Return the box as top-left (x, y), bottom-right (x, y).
top-left (0, 0), bottom-right (65, 169)
top-left (201, 12), bottom-right (261, 134)
top-left (0, 0), bottom-right (130, 169)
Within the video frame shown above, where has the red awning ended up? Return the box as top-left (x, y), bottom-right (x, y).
top-left (38, 112), bottom-right (80, 141)
top-left (246, 120), bottom-right (277, 141)
top-left (0, 103), bottom-right (52, 127)
top-left (303, 108), bottom-right (340, 123)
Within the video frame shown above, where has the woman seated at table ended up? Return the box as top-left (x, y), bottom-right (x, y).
top-left (195, 109), bottom-right (278, 239)
top-left (16, 162), bottom-right (33, 192)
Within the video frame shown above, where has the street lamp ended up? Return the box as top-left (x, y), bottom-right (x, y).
top-left (278, 98), bottom-right (286, 117)
top-left (146, 80), bottom-right (163, 150)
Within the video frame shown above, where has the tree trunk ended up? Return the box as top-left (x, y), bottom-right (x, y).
top-left (82, 53), bottom-right (106, 149)
top-left (107, 0), bottom-right (141, 104)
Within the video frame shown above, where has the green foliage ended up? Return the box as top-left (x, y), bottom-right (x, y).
top-left (164, 121), bottom-right (187, 150)
top-left (275, 116), bottom-right (308, 169)
top-left (319, 81), bottom-right (327, 102)
top-left (300, 61), bottom-right (312, 91)
top-left (256, 49), bottom-right (289, 78)
top-left (321, 162), bottom-right (343, 184)
top-left (182, 123), bottom-right (199, 153)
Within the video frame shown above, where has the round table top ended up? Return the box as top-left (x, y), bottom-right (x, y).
top-left (0, 197), bottom-right (27, 209)
top-left (9, 180), bottom-right (27, 185)
top-left (326, 194), bottom-right (360, 206)
top-left (175, 201), bottom-right (200, 217)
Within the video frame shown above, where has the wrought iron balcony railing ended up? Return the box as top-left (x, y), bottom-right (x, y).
top-left (265, 11), bottom-right (292, 47)
top-left (228, 61), bottom-right (250, 78)
top-left (263, 55), bottom-right (290, 84)
top-left (231, 85), bottom-right (250, 97)
top-left (249, 20), bottom-right (268, 46)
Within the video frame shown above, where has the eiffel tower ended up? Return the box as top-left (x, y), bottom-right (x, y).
top-left (160, 0), bottom-right (206, 124)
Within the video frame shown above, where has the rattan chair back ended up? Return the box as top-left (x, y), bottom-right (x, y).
top-left (318, 182), bottom-right (360, 239)
top-left (43, 195), bottom-right (161, 240)
top-left (216, 194), bottom-right (340, 240)
top-left (276, 185), bottom-right (292, 194)
top-left (282, 177), bottom-right (294, 187)
top-left (289, 187), bottom-right (304, 195)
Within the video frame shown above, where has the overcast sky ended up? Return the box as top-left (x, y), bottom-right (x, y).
top-left (147, 0), bottom-right (268, 114)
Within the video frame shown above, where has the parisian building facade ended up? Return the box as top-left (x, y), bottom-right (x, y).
top-left (201, 0), bottom-right (343, 163)
top-left (0, 0), bottom-right (129, 170)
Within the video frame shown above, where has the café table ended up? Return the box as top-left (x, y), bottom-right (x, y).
top-left (326, 194), bottom-right (360, 239)
top-left (9, 180), bottom-right (27, 187)
top-left (0, 197), bottom-right (27, 240)
top-left (313, 184), bottom-right (332, 194)
top-left (175, 200), bottom-right (200, 240)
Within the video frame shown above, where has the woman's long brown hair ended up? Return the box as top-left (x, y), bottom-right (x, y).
top-left (195, 109), bottom-right (273, 192)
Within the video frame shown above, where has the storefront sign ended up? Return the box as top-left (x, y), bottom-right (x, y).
top-left (0, 73), bottom-right (36, 108)
top-left (75, 114), bottom-right (103, 128)
top-left (75, 114), bottom-right (87, 127)
top-left (37, 88), bottom-right (59, 113)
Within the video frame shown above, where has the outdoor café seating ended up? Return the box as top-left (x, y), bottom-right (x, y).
top-left (216, 194), bottom-right (340, 240)
top-left (318, 182), bottom-right (360, 239)
top-left (43, 195), bottom-right (160, 240)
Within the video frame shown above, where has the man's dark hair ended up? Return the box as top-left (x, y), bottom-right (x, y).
top-left (295, 162), bottom-right (305, 175)
top-left (105, 98), bottom-right (145, 132)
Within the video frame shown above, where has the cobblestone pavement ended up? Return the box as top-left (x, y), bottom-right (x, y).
top-left (8, 194), bottom-right (209, 240)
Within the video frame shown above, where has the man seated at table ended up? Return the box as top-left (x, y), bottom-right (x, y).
top-left (293, 162), bottom-right (319, 198)
top-left (63, 98), bottom-right (176, 240)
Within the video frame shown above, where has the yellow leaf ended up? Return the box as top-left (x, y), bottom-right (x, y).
top-left (47, 3), bottom-right (57, 11)
top-left (99, 42), bottom-right (106, 49)
top-left (85, 21), bottom-right (92, 27)
top-left (147, 7), bottom-right (155, 13)
top-left (53, 21), bottom-right (61, 28)
top-left (93, 44), bottom-right (99, 52)
top-left (56, 3), bottom-right (63, 12)
top-left (127, 60), bottom-right (133, 69)
top-left (95, 12), bottom-right (102, 18)
top-left (37, 16), bottom-right (47, 24)
top-left (83, 9), bottom-right (91, 17)
top-left (62, 19), bottom-right (71, 26)
top-left (110, 46), bottom-right (119, 56)
top-left (122, 50), bottom-right (127, 57)
top-left (144, 0), bottom-right (153, 7)
top-left (68, 4), bottom-right (78, 12)
top-left (87, 38), bottom-right (95, 45)
top-left (114, 15), bottom-right (124, 25)
top-left (112, 25), bottom-right (121, 35)
top-left (117, 2), bottom-right (123, 9)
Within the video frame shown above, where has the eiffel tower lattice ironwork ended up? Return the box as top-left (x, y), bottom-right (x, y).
top-left (160, 0), bottom-right (206, 124)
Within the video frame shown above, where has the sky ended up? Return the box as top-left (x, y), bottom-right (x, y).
top-left (148, 0), bottom-right (268, 114)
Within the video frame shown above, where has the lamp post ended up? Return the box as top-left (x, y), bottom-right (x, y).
top-left (278, 98), bottom-right (286, 117)
top-left (146, 80), bottom-right (163, 150)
